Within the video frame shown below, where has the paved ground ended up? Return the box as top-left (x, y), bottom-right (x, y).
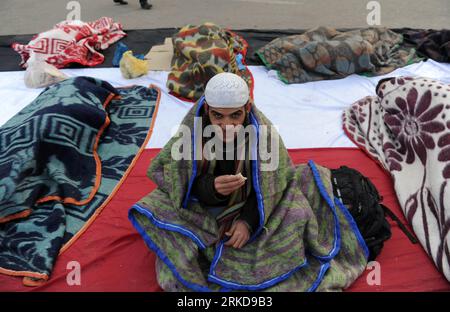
top-left (0, 0), bottom-right (448, 35)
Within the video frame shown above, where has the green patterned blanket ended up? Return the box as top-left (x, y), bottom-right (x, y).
top-left (129, 97), bottom-right (368, 292)
top-left (167, 23), bottom-right (253, 101)
top-left (0, 77), bottom-right (159, 286)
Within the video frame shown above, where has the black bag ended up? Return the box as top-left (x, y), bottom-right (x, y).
top-left (331, 166), bottom-right (417, 261)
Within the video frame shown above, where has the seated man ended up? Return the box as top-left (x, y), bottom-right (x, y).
top-left (190, 73), bottom-right (259, 249)
top-left (129, 73), bottom-right (379, 291)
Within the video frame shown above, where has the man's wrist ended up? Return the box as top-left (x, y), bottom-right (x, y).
top-left (212, 176), bottom-right (228, 199)
top-left (238, 219), bottom-right (252, 234)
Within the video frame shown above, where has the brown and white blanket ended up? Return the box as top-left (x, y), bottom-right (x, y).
top-left (343, 76), bottom-right (450, 281)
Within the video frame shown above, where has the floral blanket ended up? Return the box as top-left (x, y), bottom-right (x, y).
top-left (343, 76), bottom-right (450, 281)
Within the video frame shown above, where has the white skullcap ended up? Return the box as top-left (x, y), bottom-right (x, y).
top-left (204, 72), bottom-right (249, 108)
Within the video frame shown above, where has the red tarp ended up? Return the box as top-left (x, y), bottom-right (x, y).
top-left (1, 148), bottom-right (449, 292)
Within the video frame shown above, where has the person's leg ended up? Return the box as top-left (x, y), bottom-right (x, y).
top-left (113, 0), bottom-right (128, 5)
top-left (140, 0), bottom-right (152, 10)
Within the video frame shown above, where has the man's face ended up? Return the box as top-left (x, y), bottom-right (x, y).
top-left (206, 104), bottom-right (247, 142)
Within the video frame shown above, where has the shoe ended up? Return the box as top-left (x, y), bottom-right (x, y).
top-left (141, 3), bottom-right (152, 9)
top-left (114, 0), bottom-right (128, 5)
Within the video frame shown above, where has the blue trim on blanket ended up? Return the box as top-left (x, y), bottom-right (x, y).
top-left (128, 208), bottom-right (211, 292)
top-left (334, 198), bottom-right (370, 259)
top-left (182, 97), bottom-right (205, 209)
top-left (248, 109), bottom-right (265, 242)
top-left (207, 228), bottom-right (310, 291)
top-left (208, 231), bottom-right (311, 291)
top-left (130, 204), bottom-right (206, 250)
top-left (306, 261), bottom-right (331, 292)
top-left (209, 240), bottom-right (225, 276)
top-left (307, 160), bottom-right (341, 261)
top-left (207, 258), bottom-right (309, 291)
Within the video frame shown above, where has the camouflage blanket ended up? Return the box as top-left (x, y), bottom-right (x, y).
top-left (129, 97), bottom-right (369, 292)
top-left (0, 77), bottom-right (159, 286)
top-left (167, 23), bottom-right (253, 101)
top-left (343, 76), bottom-right (450, 281)
top-left (256, 27), bottom-right (421, 84)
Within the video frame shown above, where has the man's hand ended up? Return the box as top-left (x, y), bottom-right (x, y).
top-left (214, 175), bottom-right (246, 196)
top-left (224, 220), bottom-right (250, 249)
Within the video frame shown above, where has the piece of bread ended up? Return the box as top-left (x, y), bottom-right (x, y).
top-left (236, 173), bottom-right (247, 181)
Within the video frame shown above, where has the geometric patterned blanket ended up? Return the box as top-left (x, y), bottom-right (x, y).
top-left (343, 76), bottom-right (450, 281)
top-left (11, 17), bottom-right (126, 68)
top-left (256, 27), bottom-right (421, 84)
top-left (0, 77), bottom-right (159, 286)
top-left (129, 98), bottom-right (368, 292)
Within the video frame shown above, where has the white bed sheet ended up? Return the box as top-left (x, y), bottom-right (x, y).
top-left (1, 60), bottom-right (449, 149)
